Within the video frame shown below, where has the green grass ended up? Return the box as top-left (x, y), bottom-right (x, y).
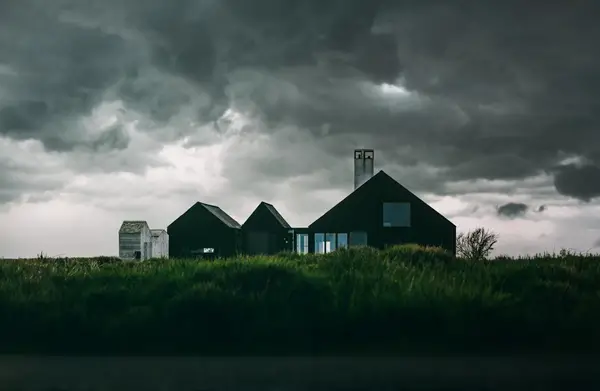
top-left (1, 245), bottom-right (599, 355)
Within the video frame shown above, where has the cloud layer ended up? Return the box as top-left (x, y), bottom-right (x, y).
top-left (2, 1), bottom-right (600, 204)
top-left (2, 1), bottom-right (600, 257)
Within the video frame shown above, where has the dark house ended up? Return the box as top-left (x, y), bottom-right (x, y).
top-left (305, 170), bottom-right (456, 255)
top-left (241, 202), bottom-right (292, 255)
top-left (167, 202), bottom-right (242, 259)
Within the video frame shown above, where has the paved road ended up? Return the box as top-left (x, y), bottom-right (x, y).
top-left (0, 355), bottom-right (598, 390)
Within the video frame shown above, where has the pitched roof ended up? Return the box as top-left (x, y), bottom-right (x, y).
top-left (201, 203), bottom-right (242, 228)
top-left (119, 221), bottom-right (149, 234)
top-left (309, 170), bottom-right (455, 228)
top-left (262, 202), bottom-right (291, 228)
top-left (150, 229), bottom-right (166, 237)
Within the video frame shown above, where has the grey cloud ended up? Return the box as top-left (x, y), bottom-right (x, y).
top-left (0, 156), bottom-right (66, 204)
top-left (537, 205), bottom-right (547, 212)
top-left (497, 202), bottom-right (529, 219)
top-left (2, 0), bottom-right (600, 203)
top-left (553, 163), bottom-right (600, 202)
top-left (0, 4), bottom-right (141, 152)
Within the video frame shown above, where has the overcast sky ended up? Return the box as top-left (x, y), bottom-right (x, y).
top-left (1, 0), bottom-right (600, 258)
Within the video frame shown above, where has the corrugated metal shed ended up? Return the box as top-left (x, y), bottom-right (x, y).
top-left (150, 229), bottom-right (169, 259)
top-left (119, 220), bottom-right (152, 260)
top-left (119, 221), bottom-right (148, 234)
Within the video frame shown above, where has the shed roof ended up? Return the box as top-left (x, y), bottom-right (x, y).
top-left (201, 203), bottom-right (242, 228)
top-left (262, 202), bottom-right (291, 228)
top-left (119, 221), bottom-right (149, 234)
top-left (150, 229), bottom-right (166, 237)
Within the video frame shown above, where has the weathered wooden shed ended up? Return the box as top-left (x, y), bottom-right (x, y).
top-left (167, 202), bottom-right (242, 259)
top-left (242, 202), bottom-right (292, 255)
top-left (306, 170), bottom-right (456, 255)
top-left (150, 229), bottom-right (169, 258)
top-left (118, 220), bottom-right (152, 260)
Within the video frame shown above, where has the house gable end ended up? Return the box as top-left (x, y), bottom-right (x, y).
top-left (242, 202), bottom-right (291, 230)
top-left (167, 202), bottom-right (232, 233)
top-left (309, 170), bottom-right (454, 230)
top-left (376, 171), bottom-right (455, 228)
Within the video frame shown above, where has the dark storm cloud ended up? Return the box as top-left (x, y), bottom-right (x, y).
top-left (0, 3), bottom-right (141, 151)
top-left (1, 0), bottom-right (600, 201)
top-left (497, 202), bottom-right (529, 219)
top-left (552, 163), bottom-right (600, 202)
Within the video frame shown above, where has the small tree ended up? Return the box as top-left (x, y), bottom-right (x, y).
top-left (456, 227), bottom-right (499, 261)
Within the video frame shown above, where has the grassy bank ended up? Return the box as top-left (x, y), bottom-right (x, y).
top-left (1, 245), bottom-right (599, 355)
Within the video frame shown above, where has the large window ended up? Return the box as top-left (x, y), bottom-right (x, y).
top-left (325, 233), bottom-right (336, 252)
top-left (383, 202), bottom-right (411, 227)
top-left (296, 234), bottom-right (309, 254)
top-left (315, 233), bottom-right (325, 254)
top-left (315, 233), bottom-right (347, 253)
top-left (349, 231), bottom-right (368, 247)
top-left (337, 233), bottom-right (348, 249)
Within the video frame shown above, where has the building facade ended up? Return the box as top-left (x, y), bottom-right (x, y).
top-left (151, 229), bottom-right (169, 258)
top-left (289, 149), bottom-right (456, 256)
top-left (118, 221), bottom-right (152, 260)
top-left (305, 170), bottom-right (456, 255)
top-left (164, 149), bottom-right (456, 259)
top-left (242, 202), bottom-right (292, 255)
top-left (167, 202), bottom-right (242, 259)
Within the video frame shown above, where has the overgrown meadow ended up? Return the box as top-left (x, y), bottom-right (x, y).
top-left (1, 245), bottom-right (599, 355)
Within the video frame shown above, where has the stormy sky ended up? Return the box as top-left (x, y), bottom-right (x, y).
top-left (2, 0), bottom-right (600, 257)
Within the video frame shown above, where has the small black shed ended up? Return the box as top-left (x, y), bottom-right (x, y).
top-left (167, 202), bottom-right (242, 259)
top-left (308, 170), bottom-right (456, 255)
top-left (242, 202), bottom-right (292, 255)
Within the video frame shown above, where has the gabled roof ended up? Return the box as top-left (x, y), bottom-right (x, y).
top-left (241, 201), bottom-right (292, 230)
top-left (309, 170), bottom-right (455, 228)
top-left (150, 229), bottom-right (166, 237)
top-left (119, 221), bottom-right (149, 234)
top-left (262, 202), bottom-right (291, 228)
top-left (200, 203), bottom-right (242, 228)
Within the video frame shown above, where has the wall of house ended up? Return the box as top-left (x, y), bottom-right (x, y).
top-left (168, 205), bottom-right (241, 259)
top-left (241, 204), bottom-right (292, 255)
top-left (140, 225), bottom-right (152, 260)
top-left (119, 232), bottom-right (141, 259)
top-left (151, 232), bottom-right (169, 258)
top-left (308, 174), bottom-right (456, 255)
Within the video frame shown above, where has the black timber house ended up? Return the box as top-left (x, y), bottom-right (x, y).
top-left (302, 170), bottom-right (456, 255)
top-left (167, 149), bottom-right (456, 258)
top-left (242, 202), bottom-right (292, 255)
top-left (167, 202), bottom-right (242, 259)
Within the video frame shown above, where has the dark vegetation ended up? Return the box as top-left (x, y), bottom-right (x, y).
top-left (1, 240), bottom-right (600, 356)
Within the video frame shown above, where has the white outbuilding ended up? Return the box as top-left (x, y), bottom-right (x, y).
top-left (118, 221), bottom-right (152, 260)
top-left (151, 229), bottom-right (169, 259)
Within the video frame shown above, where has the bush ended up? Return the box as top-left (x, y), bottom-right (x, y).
top-left (1, 247), bottom-right (600, 355)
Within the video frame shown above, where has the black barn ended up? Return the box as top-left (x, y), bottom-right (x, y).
top-left (167, 202), bottom-right (242, 259)
top-left (242, 202), bottom-right (292, 255)
top-left (306, 170), bottom-right (456, 255)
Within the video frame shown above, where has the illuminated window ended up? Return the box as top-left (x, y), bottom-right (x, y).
top-left (296, 234), bottom-right (309, 254)
top-left (325, 233), bottom-right (336, 252)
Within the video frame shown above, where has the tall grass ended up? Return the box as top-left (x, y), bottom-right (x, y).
top-left (1, 245), bottom-right (599, 355)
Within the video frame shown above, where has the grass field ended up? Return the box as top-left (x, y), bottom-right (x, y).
top-left (1, 245), bottom-right (599, 355)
